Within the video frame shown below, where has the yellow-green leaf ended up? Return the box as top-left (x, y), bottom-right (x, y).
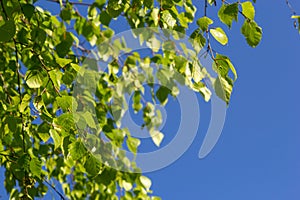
top-left (210, 27), bottom-right (228, 45)
top-left (241, 1), bottom-right (255, 20)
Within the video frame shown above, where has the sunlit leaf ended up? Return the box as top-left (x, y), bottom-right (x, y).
top-left (210, 27), bottom-right (228, 45)
top-left (241, 1), bottom-right (255, 20)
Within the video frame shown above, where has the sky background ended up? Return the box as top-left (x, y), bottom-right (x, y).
top-left (1, 0), bottom-right (300, 199)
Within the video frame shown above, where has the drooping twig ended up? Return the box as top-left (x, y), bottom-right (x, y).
top-left (286, 0), bottom-right (297, 15)
top-left (44, 178), bottom-right (67, 200)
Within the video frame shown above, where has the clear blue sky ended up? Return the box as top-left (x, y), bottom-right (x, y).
top-left (1, 1), bottom-right (300, 199)
top-left (145, 1), bottom-right (300, 199)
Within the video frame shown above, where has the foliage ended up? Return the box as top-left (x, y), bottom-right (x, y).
top-left (0, 0), bottom-right (262, 199)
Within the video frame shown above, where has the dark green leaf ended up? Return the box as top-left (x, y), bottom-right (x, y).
top-left (60, 7), bottom-right (72, 22)
top-left (156, 86), bottom-right (171, 105)
top-left (0, 20), bottom-right (16, 42)
top-left (22, 4), bottom-right (35, 20)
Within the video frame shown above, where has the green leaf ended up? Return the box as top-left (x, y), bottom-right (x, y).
top-left (70, 63), bottom-right (81, 72)
top-left (60, 7), bottom-right (72, 22)
top-left (50, 129), bottom-right (61, 150)
top-left (0, 20), bottom-right (16, 42)
top-left (241, 1), bottom-right (255, 20)
top-left (69, 140), bottom-right (87, 160)
top-left (25, 70), bottom-right (44, 88)
top-left (210, 27), bottom-right (228, 45)
top-left (38, 122), bottom-right (51, 142)
top-left (197, 16), bottom-right (213, 32)
top-left (56, 95), bottom-right (78, 112)
top-left (17, 28), bottom-right (29, 44)
top-left (55, 113), bottom-right (75, 131)
top-left (214, 76), bottom-right (233, 105)
top-left (30, 156), bottom-right (42, 178)
top-left (84, 155), bottom-right (101, 176)
top-left (161, 10), bottom-right (177, 28)
top-left (156, 86), bottom-right (171, 106)
top-left (150, 130), bottom-right (164, 147)
top-left (126, 136), bottom-right (140, 154)
top-left (132, 91), bottom-right (143, 113)
top-left (190, 29), bottom-right (206, 53)
top-left (56, 33), bottom-right (73, 57)
top-left (22, 4), bottom-right (35, 20)
top-left (82, 111), bottom-right (96, 129)
top-left (192, 82), bottom-right (211, 102)
top-left (213, 54), bottom-right (237, 81)
top-left (241, 20), bottom-right (262, 47)
top-left (100, 10), bottom-right (112, 26)
top-left (31, 28), bottom-right (46, 45)
top-left (218, 3), bottom-right (238, 28)
top-left (139, 176), bottom-right (152, 191)
top-left (56, 57), bottom-right (72, 68)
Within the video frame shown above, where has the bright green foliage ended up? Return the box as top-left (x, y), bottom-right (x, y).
top-left (0, 0), bottom-right (262, 199)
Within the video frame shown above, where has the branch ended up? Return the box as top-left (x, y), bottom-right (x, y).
top-left (46, 0), bottom-right (93, 6)
top-left (204, 0), bottom-right (208, 16)
top-left (0, 0), bottom-right (8, 20)
top-left (286, 0), bottom-right (297, 15)
top-left (44, 178), bottom-right (67, 200)
top-left (14, 40), bottom-right (26, 153)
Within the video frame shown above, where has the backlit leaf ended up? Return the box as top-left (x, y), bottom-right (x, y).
top-left (210, 27), bottom-right (228, 45)
top-left (241, 1), bottom-right (255, 20)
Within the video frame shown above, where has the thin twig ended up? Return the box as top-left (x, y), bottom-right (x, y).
top-left (204, 0), bottom-right (208, 16)
top-left (14, 40), bottom-right (26, 153)
top-left (44, 178), bottom-right (67, 200)
top-left (46, 0), bottom-right (93, 6)
top-left (286, 0), bottom-right (297, 15)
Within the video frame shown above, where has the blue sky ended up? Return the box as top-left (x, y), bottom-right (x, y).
top-left (1, 1), bottom-right (300, 199)
top-left (146, 1), bottom-right (300, 199)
